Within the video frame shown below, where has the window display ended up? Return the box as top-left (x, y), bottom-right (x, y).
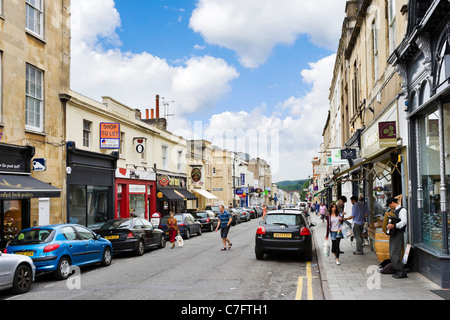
top-left (129, 194), bottom-right (145, 218)
top-left (2, 201), bottom-right (22, 246)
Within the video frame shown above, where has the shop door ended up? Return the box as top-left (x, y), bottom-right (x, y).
top-left (39, 198), bottom-right (50, 226)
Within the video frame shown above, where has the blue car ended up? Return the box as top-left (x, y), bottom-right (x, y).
top-left (4, 224), bottom-right (113, 280)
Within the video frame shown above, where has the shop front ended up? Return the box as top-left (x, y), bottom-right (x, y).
top-left (0, 143), bottom-right (61, 250)
top-left (156, 173), bottom-right (197, 216)
top-left (115, 168), bottom-right (156, 220)
top-left (66, 143), bottom-right (118, 229)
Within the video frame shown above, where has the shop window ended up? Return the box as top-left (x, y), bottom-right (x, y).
top-left (129, 194), bottom-right (145, 218)
top-left (2, 201), bottom-right (22, 246)
top-left (419, 106), bottom-right (442, 249)
top-left (68, 185), bottom-right (110, 228)
top-left (444, 104), bottom-right (450, 249)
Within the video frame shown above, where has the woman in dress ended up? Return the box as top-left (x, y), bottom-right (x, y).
top-left (325, 202), bottom-right (344, 265)
top-left (167, 212), bottom-right (178, 249)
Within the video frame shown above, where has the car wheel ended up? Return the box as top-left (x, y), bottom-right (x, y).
top-left (185, 229), bottom-right (190, 239)
top-left (158, 235), bottom-right (166, 248)
top-left (11, 264), bottom-right (33, 294)
top-left (55, 256), bottom-right (71, 280)
top-left (135, 239), bottom-right (145, 256)
top-left (101, 247), bottom-right (112, 267)
top-left (210, 224), bottom-right (214, 232)
top-left (256, 253), bottom-right (264, 260)
top-left (197, 227), bottom-right (202, 236)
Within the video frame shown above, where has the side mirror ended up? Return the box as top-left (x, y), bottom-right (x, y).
top-left (310, 222), bottom-right (317, 227)
top-left (95, 234), bottom-right (102, 240)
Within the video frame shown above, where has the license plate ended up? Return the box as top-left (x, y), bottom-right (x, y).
top-left (15, 251), bottom-right (34, 257)
top-left (273, 233), bottom-right (292, 238)
top-left (105, 235), bottom-right (119, 240)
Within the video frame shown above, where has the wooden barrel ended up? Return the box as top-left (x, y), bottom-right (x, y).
top-left (374, 228), bottom-right (390, 262)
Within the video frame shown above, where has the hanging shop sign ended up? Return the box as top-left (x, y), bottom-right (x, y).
top-left (362, 102), bottom-right (398, 158)
top-left (158, 175), bottom-right (170, 187)
top-left (378, 121), bottom-right (397, 148)
top-left (100, 122), bottom-right (120, 149)
top-left (191, 167), bottom-right (202, 183)
top-left (327, 149), bottom-right (347, 166)
top-left (340, 149), bottom-right (357, 160)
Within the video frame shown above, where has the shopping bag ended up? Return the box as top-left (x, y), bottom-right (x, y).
top-left (175, 235), bottom-right (184, 248)
top-left (322, 240), bottom-right (330, 257)
top-left (340, 222), bottom-right (352, 239)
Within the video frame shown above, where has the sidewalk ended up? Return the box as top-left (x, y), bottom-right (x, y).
top-left (311, 213), bottom-right (444, 300)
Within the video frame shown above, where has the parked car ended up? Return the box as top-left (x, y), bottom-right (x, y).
top-left (159, 213), bottom-right (202, 239)
top-left (234, 207), bottom-right (251, 222)
top-left (230, 209), bottom-right (242, 225)
top-left (255, 209), bottom-right (316, 261)
top-left (4, 224), bottom-right (113, 280)
top-left (245, 207), bottom-right (258, 219)
top-left (95, 218), bottom-right (166, 256)
top-left (191, 211), bottom-right (219, 232)
top-left (0, 251), bottom-right (35, 294)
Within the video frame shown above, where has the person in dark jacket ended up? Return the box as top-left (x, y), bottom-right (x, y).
top-left (386, 197), bottom-right (408, 279)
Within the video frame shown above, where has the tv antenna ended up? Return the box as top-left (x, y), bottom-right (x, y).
top-left (161, 97), bottom-right (175, 120)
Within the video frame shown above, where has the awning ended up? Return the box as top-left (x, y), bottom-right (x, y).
top-left (191, 189), bottom-right (218, 200)
top-left (0, 174), bottom-right (61, 200)
top-left (157, 188), bottom-right (197, 201)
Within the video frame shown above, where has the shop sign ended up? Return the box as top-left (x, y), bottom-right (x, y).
top-left (327, 149), bottom-right (347, 166)
top-left (362, 102), bottom-right (398, 158)
top-left (378, 121), bottom-right (397, 148)
top-left (100, 123), bottom-right (120, 149)
top-left (159, 175), bottom-right (170, 187)
top-left (32, 158), bottom-right (46, 172)
top-left (129, 184), bottom-right (146, 194)
top-left (191, 167), bottom-right (202, 183)
top-left (340, 149), bottom-right (357, 160)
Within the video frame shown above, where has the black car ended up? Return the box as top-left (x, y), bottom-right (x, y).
top-left (96, 218), bottom-right (166, 256)
top-left (192, 211), bottom-right (219, 232)
top-left (255, 209), bottom-right (316, 261)
top-left (245, 207), bottom-right (258, 219)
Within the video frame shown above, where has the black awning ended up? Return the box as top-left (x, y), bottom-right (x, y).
top-left (0, 174), bottom-right (61, 200)
top-left (157, 188), bottom-right (197, 201)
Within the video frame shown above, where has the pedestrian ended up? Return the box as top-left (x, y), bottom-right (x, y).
top-left (336, 196), bottom-right (347, 216)
top-left (215, 205), bottom-right (232, 251)
top-left (167, 212), bottom-right (178, 249)
top-left (347, 196), bottom-right (369, 255)
top-left (325, 202), bottom-right (343, 265)
top-left (262, 204), bottom-right (267, 219)
top-left (386, 197), bottom-right (408, 279)
top-left (319, 203), bottom-right (327, 222)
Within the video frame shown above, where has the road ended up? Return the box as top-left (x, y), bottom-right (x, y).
top-left (1, 216), bottom-right (324, 301)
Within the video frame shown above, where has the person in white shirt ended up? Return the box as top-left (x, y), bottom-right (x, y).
top-left (386, 197), bottom-right (408, 279)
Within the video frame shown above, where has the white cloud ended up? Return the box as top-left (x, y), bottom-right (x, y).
top-left (190, 0), bottom-right (344, 68)
top-left (70, 0), bottom-right (239, 118)
top-left (191, 54), bottom-right (336, 181)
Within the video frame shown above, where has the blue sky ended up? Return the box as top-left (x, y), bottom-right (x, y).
top-left (70, 0), bottom-right (346, 181)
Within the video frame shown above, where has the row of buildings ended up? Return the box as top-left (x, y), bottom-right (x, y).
top-left (312, 0), bottom-right (450, 288)
top-left (0, 1), bottom-right (276, 250)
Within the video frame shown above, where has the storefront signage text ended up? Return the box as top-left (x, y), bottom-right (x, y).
top-left (100, 122), bottom-right (120, 149)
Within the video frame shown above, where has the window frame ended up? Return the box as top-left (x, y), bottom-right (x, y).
top-left (26, 0), bottom-right (44, 38)
top-left (83, 119), bottom-right (92, 148)
top-left (25, 63), bottom-right (44, 132)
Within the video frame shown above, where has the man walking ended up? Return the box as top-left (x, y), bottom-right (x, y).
top-left (215, 205), bottom-right (232, 251)
top-left (386, 197), bottom-right (408, 279)
top-left (347, 196), bottom-right (369, 255)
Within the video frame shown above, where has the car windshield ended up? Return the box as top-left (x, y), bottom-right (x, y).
top-left (265, 214), bottom-right (303, 226)
top-left (193, 212), bottom-right (208, 218)
top-left (99, 219), bottom-right (132, 230)
top-left (10, 228), bottom-right (55, 245)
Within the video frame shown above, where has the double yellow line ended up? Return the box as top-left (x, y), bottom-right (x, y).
top-left (295, 262), bottom-right (317, 300)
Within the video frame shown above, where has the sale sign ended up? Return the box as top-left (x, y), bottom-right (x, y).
top-left (100, 122), bottom-right (120, 149)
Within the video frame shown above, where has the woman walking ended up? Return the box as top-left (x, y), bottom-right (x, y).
top-left (167, 212), bottom-right (178, 249)
top-left (319, 203), bottom-right (327, 222)
top-left (325, 202), bottom-right (344, 265)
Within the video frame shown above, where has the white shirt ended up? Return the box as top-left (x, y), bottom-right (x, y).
top-left (394, 205), bottom-right (407, 230)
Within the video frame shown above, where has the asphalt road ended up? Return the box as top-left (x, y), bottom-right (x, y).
top-left (1, 216), bottom-right (324, 301)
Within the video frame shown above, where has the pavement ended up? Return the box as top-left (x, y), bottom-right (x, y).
top-left (311, 213), bottom-right (444, 300)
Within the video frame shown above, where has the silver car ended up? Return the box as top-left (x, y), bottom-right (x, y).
top-left (0, 251), bottom-right (35, 294)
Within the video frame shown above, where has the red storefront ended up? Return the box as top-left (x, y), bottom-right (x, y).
top-left (115, 168), bottom-right (157, 220)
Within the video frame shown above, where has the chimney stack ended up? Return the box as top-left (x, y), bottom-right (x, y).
top-left (146, 109), bottom-right (149, 120)
top-left (151, 109), bottom-right (154, 119)
top-left (156, 95), bottom-right (160, 119)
